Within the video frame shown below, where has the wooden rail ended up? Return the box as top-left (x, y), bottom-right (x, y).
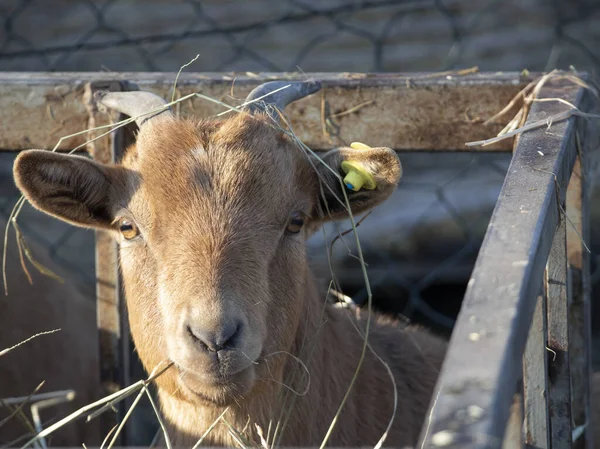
top-left (0, 71), bottom-right (531, 152)
top-left (417, 79), bottom-right (595, 448)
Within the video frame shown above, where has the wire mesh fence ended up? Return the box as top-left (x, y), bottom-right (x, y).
top-left (1, 0), bottom-right (600, 73)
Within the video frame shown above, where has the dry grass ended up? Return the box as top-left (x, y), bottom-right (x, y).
top-left (22, 361), bottom-right (173, 449)
top-left (0, 332), bottom-right (74, 449)
top-left (464, 68), bottom-right (595, 260)
top-left (466, 68), bottom-right (599, 147)
top-left (0, 329), bottom-right (60, 358)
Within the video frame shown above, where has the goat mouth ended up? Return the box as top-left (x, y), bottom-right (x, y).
top-left (176, 364), bottom-right (255, 406)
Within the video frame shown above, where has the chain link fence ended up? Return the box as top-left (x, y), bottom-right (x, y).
top-left (2, 0), bottom-right (600, 332)
top-left (2, 0), bottom-right (600, 73)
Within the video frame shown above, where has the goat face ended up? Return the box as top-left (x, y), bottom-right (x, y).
top-left (13, 81), bottom-right (401, 406)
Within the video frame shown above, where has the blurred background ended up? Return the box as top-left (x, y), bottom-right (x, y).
top-left (1, 0), bottom-right (600, 446)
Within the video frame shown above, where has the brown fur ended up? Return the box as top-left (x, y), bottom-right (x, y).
top-left (13, 109), bottom-right (447, 447)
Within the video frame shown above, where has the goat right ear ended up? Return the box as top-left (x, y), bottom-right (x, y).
top-left (13, 150), bottom-right (120, 230)
top-left (311, 143), bottom-right (402, 222)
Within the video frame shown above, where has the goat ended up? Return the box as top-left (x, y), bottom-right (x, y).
top-left (13, 80), bottom-right (447, 447)
top-left (0, 230), bottom-right (100, 446)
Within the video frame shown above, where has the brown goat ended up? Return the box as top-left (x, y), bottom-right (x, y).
top-left (13, 81), bottom-right (447, 447)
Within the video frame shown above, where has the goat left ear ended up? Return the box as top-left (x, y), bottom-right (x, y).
top-left (312, 143), bottom-right (402, 221)
top-left (13, 150), bottom-right (122, 230)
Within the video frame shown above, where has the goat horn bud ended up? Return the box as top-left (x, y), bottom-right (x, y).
top-left (242, 80), bottom-right (321, 121)
top-left (94, 90), bottom-right (173, 128)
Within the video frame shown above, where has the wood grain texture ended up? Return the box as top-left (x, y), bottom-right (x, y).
top-left (523, 294), bottom-right (550, 449)
top-left (0, 71), bottom-right (532, 152)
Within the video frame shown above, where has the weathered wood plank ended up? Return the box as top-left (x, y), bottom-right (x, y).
top-left (545, 216), bottom-right (572, 448)
top-left (567, 85), bottom-right (597, 449)
top-left (523, 294), bottom-right (550, 449)
top-left (503, 391), bottom-right (524, 449)
top-left (86, 80), bottom-right (127, 443)
top-left (567, 141), bottom-right (593, 447)
top-left (0, 71), bottom-right (531, 152)
top-left (417, 81), bottom-right (586, 449)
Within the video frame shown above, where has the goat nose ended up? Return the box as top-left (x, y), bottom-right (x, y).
top-left (186, 320), bottom-right (241, 352)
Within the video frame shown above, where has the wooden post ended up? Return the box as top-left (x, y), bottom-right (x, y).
top-left (546, 216), bottom-right (572, 447)
top-left (84, 80), bottom-right (129, 443)
top-left (567, 153), bottom-right (592, 449)
top-left (523, 294), bottom-right (550, 448)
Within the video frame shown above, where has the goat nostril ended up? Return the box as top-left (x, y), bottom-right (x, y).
top-left (218, 320), bottom-right (240, 350)
top-left (186, 325), bottom-right (198, 341)
top-left (186, 325), bottom-right (209, 351)
top-left (185, 321), bottom-right (241, 353)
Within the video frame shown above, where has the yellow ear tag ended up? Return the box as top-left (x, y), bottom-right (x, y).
top-left (341, 161), bottom-right (376, 191)
top-left (350, 141), bottom-right (372, 150)
top-left (342, 142), bottom-right (377, 191)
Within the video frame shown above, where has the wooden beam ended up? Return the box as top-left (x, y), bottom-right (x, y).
top-left (523, 294), bottom-right (550, 449)
top-left (86, 80), bottom-right (127, 443)
top-left (545, 216), bottom-right (572, 448)
top-left (567, 100), bottom-right (595, 447)
top-left (417, 81), bottom-right (588, 448)
top-left (0, 72), bottom-right (531, 152)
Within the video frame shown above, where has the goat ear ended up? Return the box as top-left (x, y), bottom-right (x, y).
top-left (312, 143), bottom-right (401, 221)
top-left (13, 150), bottom-right (120, 230)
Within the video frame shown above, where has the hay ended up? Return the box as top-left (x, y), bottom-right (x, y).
top-left (465, 69), bottom-right (595, 257)
top-left (0, 382), bottom-right (44, 431)
top-left (0, 329), bottom-right (61, 358)
top-left (21, 361), bottom-right (173, 449)
top-left (466, 69), bottom-right (600, 147)
top-left (0, 331), bottom-right (70, 449)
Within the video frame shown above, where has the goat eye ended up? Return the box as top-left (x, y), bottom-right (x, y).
top-left (286, 212), bottom-right (304, 234)
top-left (118, 219), bottom-right (139, 240)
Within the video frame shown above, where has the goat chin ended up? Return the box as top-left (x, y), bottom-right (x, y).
top-left (176, 363), bottom-right (257, 406)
